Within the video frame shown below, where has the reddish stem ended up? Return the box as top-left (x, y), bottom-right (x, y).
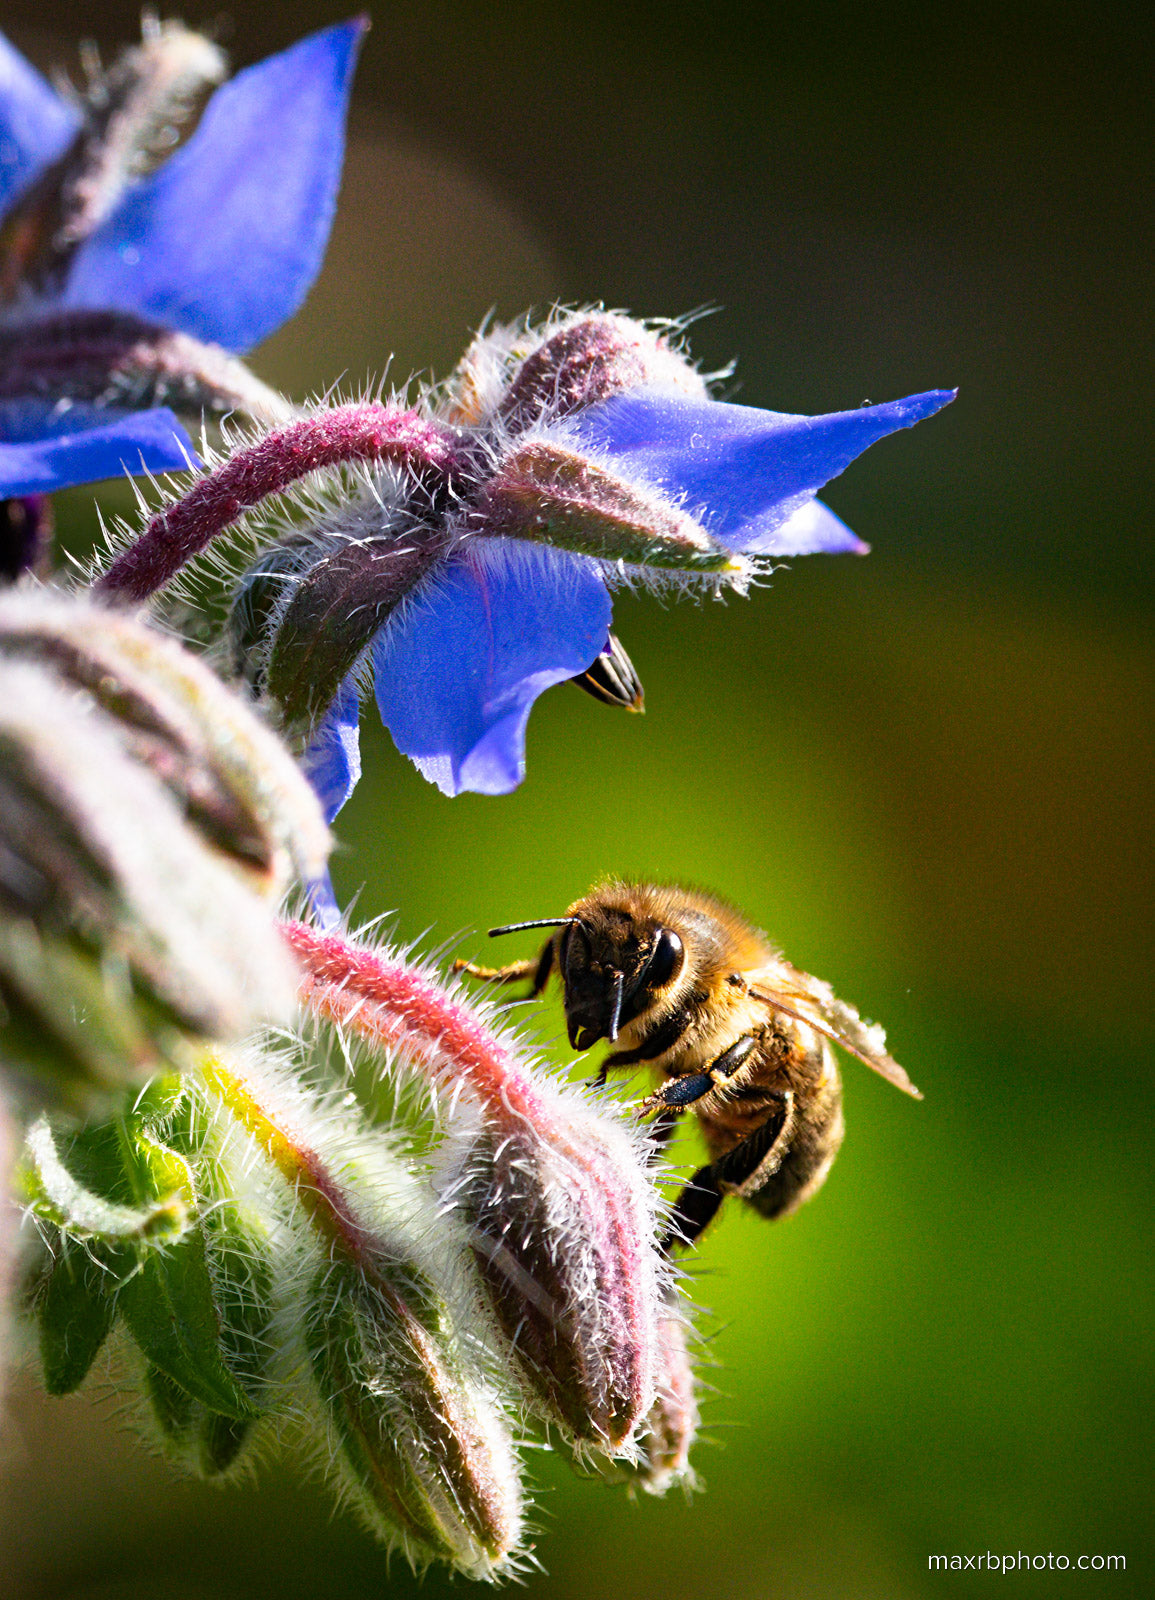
top-left (96, 403), bottom-right (464, 604)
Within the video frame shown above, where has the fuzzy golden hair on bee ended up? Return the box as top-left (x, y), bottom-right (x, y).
top-left (455, 879), bottom-right (920, 1252)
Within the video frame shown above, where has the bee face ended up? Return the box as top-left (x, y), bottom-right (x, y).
top-left (558, 912), bottom-right (685, 1051)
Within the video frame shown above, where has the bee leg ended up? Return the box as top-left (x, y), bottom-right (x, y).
top-left (452, 939), bottom-right (554, 995)
top-left (636, 1035), bottom-right (759, 1115)
top-left (663, 1095), bottom-right (793, 1252)
top-left (708, 1034), bottom-right (758, 1081)
top-left (638, 1069), bottom-right (716, 1114)
top-left (663, 1166), bottom-right (724, 1251)
top-left (714, 1094), bottom-right (793, 1193)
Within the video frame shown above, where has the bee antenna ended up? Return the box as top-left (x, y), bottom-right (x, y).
top-left (607, 968), bottom-right (625, 1042)
top-left (488, 917), bottom-right (579, 938)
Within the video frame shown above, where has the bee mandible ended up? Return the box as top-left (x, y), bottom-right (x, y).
top-left (455, 881), bottom-right (920, 1250)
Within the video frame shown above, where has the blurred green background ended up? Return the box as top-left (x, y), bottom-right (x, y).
top-left (1, 2), bottom-right (1151, 1597)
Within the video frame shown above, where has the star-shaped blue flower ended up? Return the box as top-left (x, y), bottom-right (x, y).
top-left (0, 18), bottom-right (365, 498)
top-left (296, 313), bottom-right (954, 820)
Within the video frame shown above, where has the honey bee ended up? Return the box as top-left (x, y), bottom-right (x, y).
top-left (455, 881), bottom-right (921, 1249)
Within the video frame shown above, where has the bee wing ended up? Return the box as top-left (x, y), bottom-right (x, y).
top-left (747, 964), bottom-right (922, 1099)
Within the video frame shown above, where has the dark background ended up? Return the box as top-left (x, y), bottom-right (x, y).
top-left (1, 4), bottom-right (1151, 1597)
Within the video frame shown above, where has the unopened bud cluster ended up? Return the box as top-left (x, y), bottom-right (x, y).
top-left (0, 586), bottom-right (328, 1109)
top-left (21, 923), bottom-right (700, 1580)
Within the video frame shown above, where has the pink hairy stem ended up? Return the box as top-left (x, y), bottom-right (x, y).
top-left (96, 404), bottom-right (465, 604)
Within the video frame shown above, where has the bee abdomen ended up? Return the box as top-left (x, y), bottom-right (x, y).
top-left (745, 1082), bottom-right (845, 1221)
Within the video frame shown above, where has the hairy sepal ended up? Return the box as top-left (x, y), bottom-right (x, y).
top-left (478, 437), bottom-right (740, 574)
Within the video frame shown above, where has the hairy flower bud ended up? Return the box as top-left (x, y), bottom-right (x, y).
top-left (0, 310), bottom-right (293, 426)
top-left (0, 589), bottom-right (327, 1106)
top-left (0, 590), bottom-right (328, 890)
top-left (443, 310), bottom-right (707, 431)
top-left (629, 1309), bottom-right (700, 1495)
top-left (285, 922), bottom-right (671, 1454)
top-left (2, 22), bottom-right (226, 295)
top-left (199, 1049), bottom-right (525, 1577)
top-left (263, 525), bottom-right (449, 727)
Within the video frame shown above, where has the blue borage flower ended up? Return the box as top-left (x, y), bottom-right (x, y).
top-left (297, 311), bottom-right (954, 815)
top-left (0, 17), bottom-right (365, 497)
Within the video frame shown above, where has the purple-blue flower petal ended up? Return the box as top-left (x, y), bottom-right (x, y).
top-left (61, 19), bottom-right (366, 352)
top-left (301, 673), bottom-right (362, 825)
top-left (372, 540), bottom-right (612, 798)
top-left (0, 32), bottom-right (81, 218)
top-left (575, 388), bottom-right (956, 551)
top-left (306, 871), bottom-right (344, 932)
top-left (748, 496), bottom-right (867, 556)
top-left (0, 403), bottom-right (195, 495)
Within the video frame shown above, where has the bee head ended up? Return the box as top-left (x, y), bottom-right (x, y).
top-left (558, 910), bottom-right (685, 1051)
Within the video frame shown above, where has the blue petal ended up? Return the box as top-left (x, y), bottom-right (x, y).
top-left (306, 871), bottom-right (344, 933)
top-left (0, 404), bottom-right (195, 495)
top-left (748, 496), bottom-right (867, 556)
top-left (372, 540), bottom-right (612, 797)
top-left (575, 388), bottom-right (956, 551)
top-left (0, 32), bottom-right (81, 218)
top-left (61, 19), bottom-right (366, 351)
top-left (301, 674), bottom-right (362, 824)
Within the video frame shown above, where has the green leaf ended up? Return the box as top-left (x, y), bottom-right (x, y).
top-left (38, 1246), bottom-right (122, 1394)
top-left (197, 1412), bottom-right (254, 1477)
top-left (117, 1231), bottom-right (258, 1420)
top-left (144, 1360), bottom-right (197, 1437)
top-left (20, 1116), bottom-right (189, 1244)
top-left (144, 1365), bottom-right (255, 1478)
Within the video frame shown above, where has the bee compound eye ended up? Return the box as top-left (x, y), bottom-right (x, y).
top-left (643, 928), bottom-right (683, 991)
top-left (559, 921), bottom-right (586, 975)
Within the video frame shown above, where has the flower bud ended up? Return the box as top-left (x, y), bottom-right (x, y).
top-left (307, 1259), bottom-right (524, 1578)
top-left (452, 1110), bottom-right (666, 1451)
top-left (143, 1363), bottom-right (255, 1478)
top-left (263, 525), bottom-right (448, 728)
top-left (285, 922), bottom-right (671, 1454)
top-left (0, 589), bottom-right (327, 1107)
top-left (199, 1049), bottom-right (526, 1576)
top-left (629, 1309), bottom-right (700, 1495)
top-left (0, 589), bottom-right (329, 893)
top-left (443, 310), bottom-right (707, 431)
top-left (0, 310), bottom-right (293, 426)
top-left (2, 22), bottom-right (225, 293)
